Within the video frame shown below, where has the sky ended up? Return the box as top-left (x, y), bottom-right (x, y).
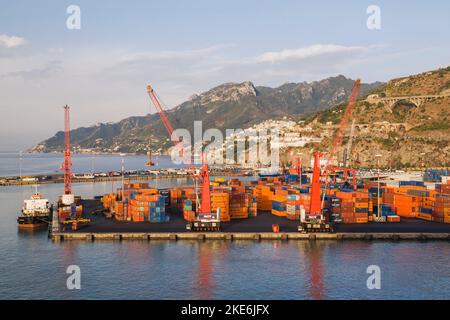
top-left (0, 0), bottom-right (449, 151)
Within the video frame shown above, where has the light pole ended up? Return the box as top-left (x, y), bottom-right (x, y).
top-left (375, 154), bottom-right (382, 218)
top-left (91, 155), bottom-right (95, 176)
top-left (19, 150), bottom-right (22, 179)
top-left (121, 155), bottom-right (125, 201)
top-left (297, 152), bottom-right (303, 183)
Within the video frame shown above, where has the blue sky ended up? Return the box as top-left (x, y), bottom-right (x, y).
top-left (0, 0), bottom-right (449, 150)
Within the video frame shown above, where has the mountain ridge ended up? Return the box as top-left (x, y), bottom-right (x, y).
top-left (31, 76), bottom-right (382, 154)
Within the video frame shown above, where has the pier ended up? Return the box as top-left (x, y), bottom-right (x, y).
top-left (51, 231), bottom-right (450, 242)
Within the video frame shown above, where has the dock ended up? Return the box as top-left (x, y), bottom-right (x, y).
top-left (51, 231), bottom-right (450, 241)
top-left (48, 198), bottom-right (450, 242)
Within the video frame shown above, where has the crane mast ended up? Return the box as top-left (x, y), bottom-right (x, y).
top-left (61, 105), bottom-right (72, 195)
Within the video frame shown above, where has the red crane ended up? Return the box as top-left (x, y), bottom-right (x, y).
top-left (309, 152), bottom-right (323, 215)
top-left (60, 105), bottom-right (72, 195)
top-left (301, 80), bottom-right (361, 232)
top-left (146, 85), bottom-right (175, 138)
top-left (310, 80), bottom-right (361, 212)
top-left (323, 79), bottom-right (361, 176)
top-left (197, 153), bottom-right (211, 214)
top-left (146, 84), bottom-right (212, 216)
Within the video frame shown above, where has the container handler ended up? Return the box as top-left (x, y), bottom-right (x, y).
top-left (185, 153), bottom-right (221, 232)
top-left (298, 79), bottom-right (361, 233)
top-left (298, 152), bottom-right (334, 233)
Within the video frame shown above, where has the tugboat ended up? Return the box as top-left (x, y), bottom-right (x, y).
top-left (17, 191), bottom-right (53, 229)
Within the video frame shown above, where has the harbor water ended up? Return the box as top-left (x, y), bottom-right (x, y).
top-left (0, 152), bottom-right (181, 177)
top-left (1, 179), bottom-right (450, 299)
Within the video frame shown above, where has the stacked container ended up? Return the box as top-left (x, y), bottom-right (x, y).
top-left (101, 193), bottom-right (116, 211)
top-left (113, 200), bottom-right (128, 221)
top-left (149, 196), bottom-right (169, 223)
top-left (333, 192), bottom-right (369, 223)
top-left (229, 193), bottom-right (249, 219)
top-left (210, 192), bottom-right (230, 221)
top-left (392, 194), bottom-right (420, 218)
top-left (271, 195), bottom-right (287, 217)
top-left (433, 195), bottom-right (450, 223)
top-left (285, 194), bottom-right (304, 221)
top-left (254, 185), bottom-right (274, 211)
top-left (183, 199), bottom-right (196, 222)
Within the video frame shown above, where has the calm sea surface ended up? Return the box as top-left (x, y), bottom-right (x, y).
top-left (0, 152), bottom-right (181, 177)
top-left (0, 179), bottom-right (449, 299)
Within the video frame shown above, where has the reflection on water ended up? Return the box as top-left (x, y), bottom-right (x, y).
top-left (1, 181), bottom-right (450, 299)
top-left (302, 242), bottom-right (325, 300)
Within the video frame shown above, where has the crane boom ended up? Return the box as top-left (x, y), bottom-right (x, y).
top-left (343, 119), bottom-right (356, 167)
top-left (323, 79), bottom-right (361, 176)
top-left (146, 85), bottom-right (175, 138)
top-left (146, 84), bottom-right (212, 216)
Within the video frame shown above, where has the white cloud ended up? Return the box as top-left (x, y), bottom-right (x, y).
top-left (0, 34), bottom-right (26, 48)
top-left (254, 44), bottom-right (367, 64)
top-left (119, 44), bottom-right (232, 63)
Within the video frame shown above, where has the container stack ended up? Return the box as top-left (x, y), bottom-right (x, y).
top-left (58, 203), bottom-right (83, 222)
top-left (113, 200), bottom-right (128, 221)
top-left (433, 195), bottom-right (450, 223)
top-left (248, 195), bottom-right (257, 218)
top-left (101, 193), bottom-right (116, 211)
top-left (128, 193), bottom-right (169, 223)
top-left (333, 192), bottom-right (369, 223)
top-left (254, 185), bottom-right (274, 211)
top-left (229, 193), bottom-right (249, 219)
top-left (436, 183), bottom-right (450, 195)
top-left (183, 199), bottom-right (196, 222)
top-left (285, 194), bottom-right (303, 220)
top-left (210, 192), bottom-right (230, 221)
top-left (271, 195), bottom-right (287, 217)
top-left (392, 194), bottom-right (420, 218)
top-left (171, 187), bottom-right (195, 213)
top-left (149, 196), bottom-right (169, 223)
top-left (417, 207), bottom-right (433, 221)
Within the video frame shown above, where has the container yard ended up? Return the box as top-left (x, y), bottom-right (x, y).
top-left (49, 171), bottom-right (450, 241)
top-left (48, 82), bottom-right (450, 240)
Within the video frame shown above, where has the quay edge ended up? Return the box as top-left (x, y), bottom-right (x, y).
top-left (51, 232), bottom-right (450, 242)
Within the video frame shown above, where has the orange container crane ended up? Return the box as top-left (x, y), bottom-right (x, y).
top-left (146, 85), bottom-right (175, 137)
top-left (146, 84), bottom-right (218, 231)
top-left (322, 80), bottom-right (361, 179)
top-left (197, 153), bottom-right (212, 214)
top-left (309, 152), bottom-right (323, 215)
top-left (299, 80), bottom-right (361, 233)
top-left (60, 105), bottom-right (72, 195)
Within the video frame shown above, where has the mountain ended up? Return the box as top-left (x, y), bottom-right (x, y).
top-left (290, 66), bottom-right (450, 168)
top-left (31, 76), bottom-right (382, 154)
